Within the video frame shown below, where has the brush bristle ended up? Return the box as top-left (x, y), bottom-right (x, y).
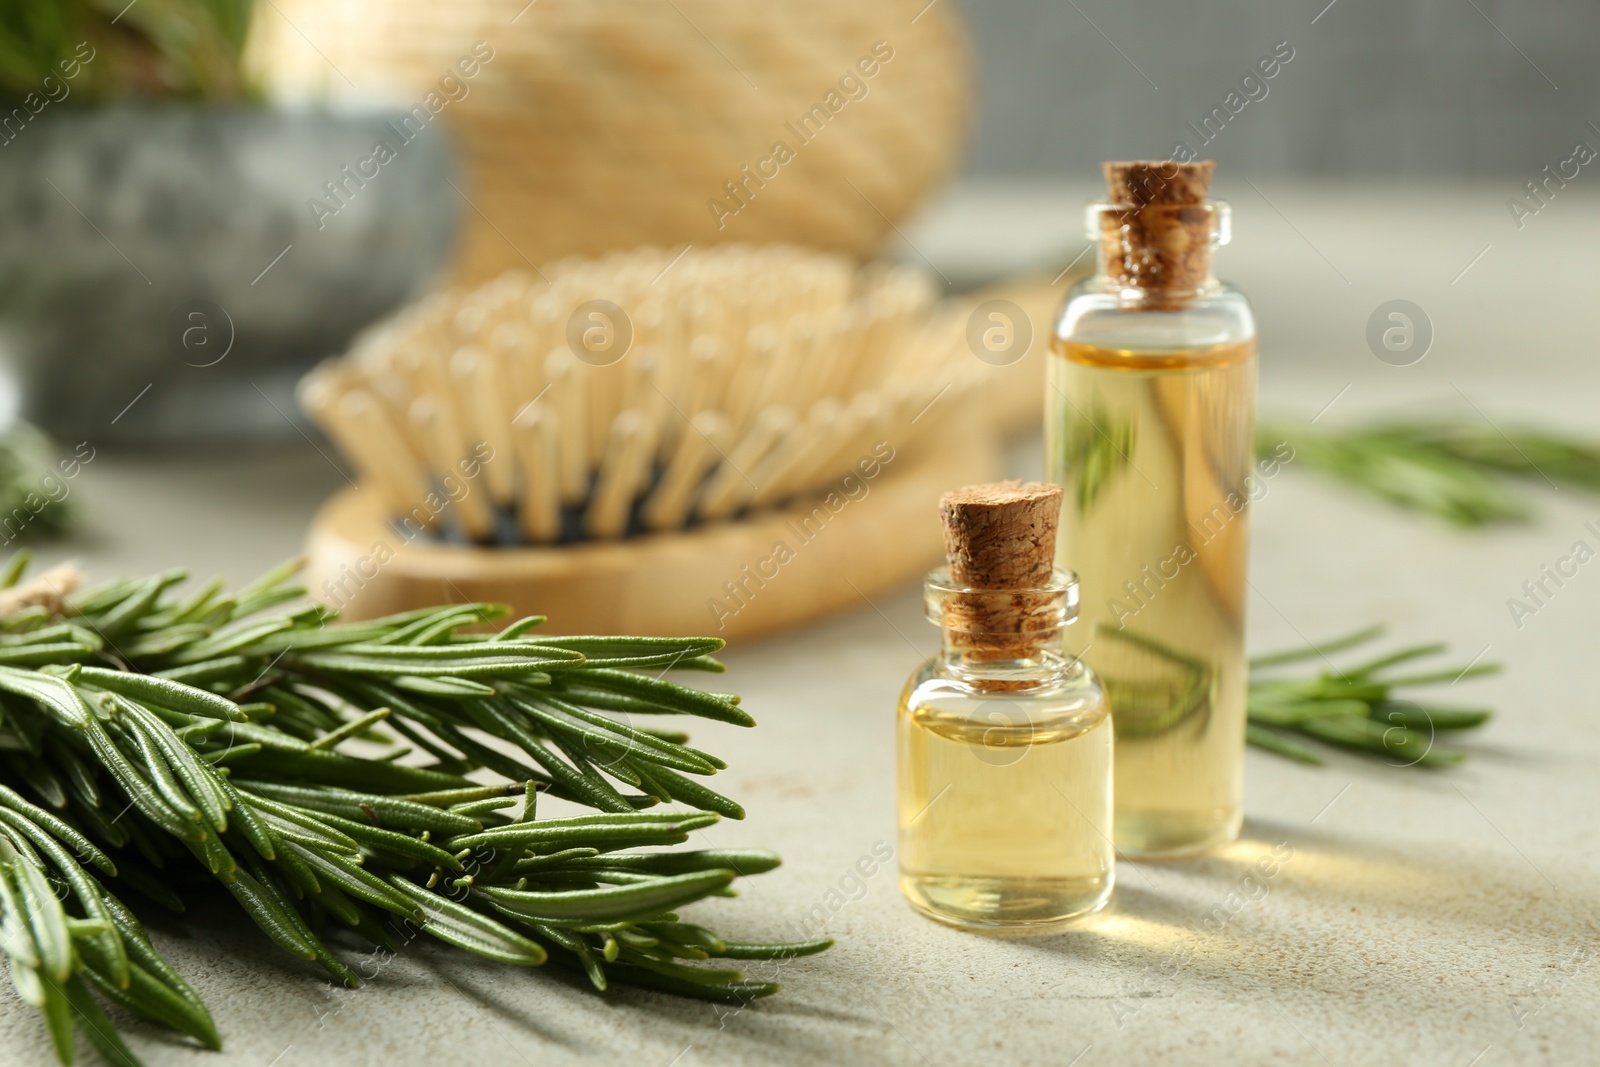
top-left (300, 244), bottom-right (981, 545)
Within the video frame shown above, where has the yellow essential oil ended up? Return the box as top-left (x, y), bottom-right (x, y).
top-left (897, 656), bottom-right (1112, 926)
top-left (895, 482), bottom-right (1113, 929)
top-left (1045, 161), bottom-right (1257, 859)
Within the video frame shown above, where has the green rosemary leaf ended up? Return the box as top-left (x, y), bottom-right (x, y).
top-left (563, 849), bottom-right (782, 876)
top-left (514, 693), bottom-right (720, 775)
top-left (236, 781), bottom-right (481, 835)
top-left (0, 810), bottom-right (127, 987)
top-left (553, 671), bottom-right (753, 727)
top-left (221, 746), bottom-right (469, 795)
top-left (716, 938), bottom-right (833, 960)
top-left (1369, 702), bottom-right (1492, 731)
top-left (266, 837), bottom-right (322, 895)
top-left (454, 813), bottom-right (716, 855)
top-left (166, 617), bottom-right (298, 665)
top-left (522, 920), bottom-right (609, 989)
top-left (0, 642), bottom-right (103, 667)
top-left (1298, 715), bottom-right (1465, 766)
top-left (491, 616), bottom-right (548, 642)
top-left (616, 945), bottom-right (745, 982)
top-left (153, 656), bottom-right (254, 686)
top-left (221, 867), bottom-right (317, 960)
top-left (395, 782), bottom-right (528, 807)
top-left (200, 743), bottom-right (261, 765)
top-left (308, 706), bottom-right (392, 752)
top-left (642, 921), bottom-right (725, 955)
top-left (209, 776), bottom-right (275, 862)
top-left (92, 571), bottom-right (188, 638)
top-left (449, 796), bottom-right (519, 817)
top-left (1249, 622), bottom-right (1379, 667)
top-left (480, 869), bottom-right (736, 925)
top-left (632, 765), bottom-right (745, 820)
top-left (1261, 419), bottom-right (1600, 526)
top-left (78, 956), bottom-right (222, 1050)
top-left (288, 646), bottom-right (581, 678)
top-left (36, 973), bottom-right (75, 1067)
top-left (244, 796), bottom-right (362, 856)
top-left (466, 702), bottom-right (634, 814)
top-left (96, 890), bottom-right (208, 1015)
top-left (0, 786), bottom-right (115, 876)
top-left (117, 701), bottom-right (230, 831)
top-left (296, 809), bottom-right (463, 872)
top-left (520, 636), bottom-right (724, 670)
top-left (8, 849), bottom-right (74, 983)
top-left (0, 551), bottom-right (30, 589)
top-left (279, 841), bottom-right (423, 921)
top-left (1376, 663), bottom-right (1501, 687)
top-left (382, 605), bottom-right (508, 646)
top-left (388, 674), bottom-right (499, 697)
top-left (1245, 723), bottom-right (1323, 765)
top-left (1249, 628), bottom-right (1493, 767)
top-left (0, 668), bottom-right (94, 729)
top-left (61, 973), bottom-right (145, 1067)
top-left (386, 877), bottom-right (547, 966)
top-left (665, 657), bottom-right (728, 674)
top-left (228, 557), bottom-right (305, 607)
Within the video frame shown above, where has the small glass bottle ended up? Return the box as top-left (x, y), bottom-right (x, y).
top-left (1045, 161), bottom-right (1256, 859)
top-left (896, 481), bottom-right (1113, 928)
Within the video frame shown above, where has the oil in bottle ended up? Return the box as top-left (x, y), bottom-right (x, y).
top-left (1045, 161), bottom-right (1257, 859)
top-left (896, 481), bottom-right (1113, 927)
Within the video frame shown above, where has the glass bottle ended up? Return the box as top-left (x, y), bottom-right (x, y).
top-left (1045, 161), bottom-right (1256, 859)
top-left (896, 566), bottom-right (1113, 928)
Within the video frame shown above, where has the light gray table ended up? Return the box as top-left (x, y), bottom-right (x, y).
top-left (2, 181), bottom-right (1597, 1066)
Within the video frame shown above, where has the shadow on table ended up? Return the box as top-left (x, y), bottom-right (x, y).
top-left (1013, 817), bottom-right (1599, 996)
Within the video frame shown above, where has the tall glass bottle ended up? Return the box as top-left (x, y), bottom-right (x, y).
top-left (896, 482), bottom-right (1113, 928)
top-left (1045, 161), bottom-right (1256, 859)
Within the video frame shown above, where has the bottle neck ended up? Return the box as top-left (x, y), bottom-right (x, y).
top-left (923, 566), bottom-right (1079, 688)
top-left (937, 632), bottom-right (1069, 687)
top-left (1088, 199), bottom-right (1229, 306)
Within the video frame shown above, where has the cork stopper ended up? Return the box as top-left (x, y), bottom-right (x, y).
top-left (1103, 160), bottom-right (1214, 208)
top-left (936, 481), bottom-right (1066, 666)
top-left (1099, 159), bottom-right (1218, 300)
top-left (939, 481), bottom-right (1060, 589)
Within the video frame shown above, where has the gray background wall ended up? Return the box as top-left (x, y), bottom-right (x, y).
top-left (959, 0), bottom-right (1593, 177)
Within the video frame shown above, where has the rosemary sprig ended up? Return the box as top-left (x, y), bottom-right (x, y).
top-left (0, 554), bottom-right (827, 1065)
top-left (1248, 625), bottom-right (1497, 766)
top-left (1260, 419), bottom-right (1600, 527)
top-left (1094, 625), bottom-right (1214, 739)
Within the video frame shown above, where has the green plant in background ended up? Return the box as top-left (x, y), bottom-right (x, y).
top-left (0, 0), bottom-right (253, 102)
top-left (1260, 419), bottom-right (1600, 527)
top-left (0, 555), bottom-right (826, 1066)
top-left (1247, 625), bottom-right (1497, 766)
top-left (0, 422), bottom-right (79, 543)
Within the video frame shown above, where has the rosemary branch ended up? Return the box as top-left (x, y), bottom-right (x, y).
top-left (1260, 419), bottom-right (1600, 527)
top-left (0, 554), bottom-right (827, 1065)
top-left (1247, 625), bottom-right (1497, 767)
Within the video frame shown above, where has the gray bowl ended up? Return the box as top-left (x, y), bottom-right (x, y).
top-left (0, 105), bottom-right (459, 444)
